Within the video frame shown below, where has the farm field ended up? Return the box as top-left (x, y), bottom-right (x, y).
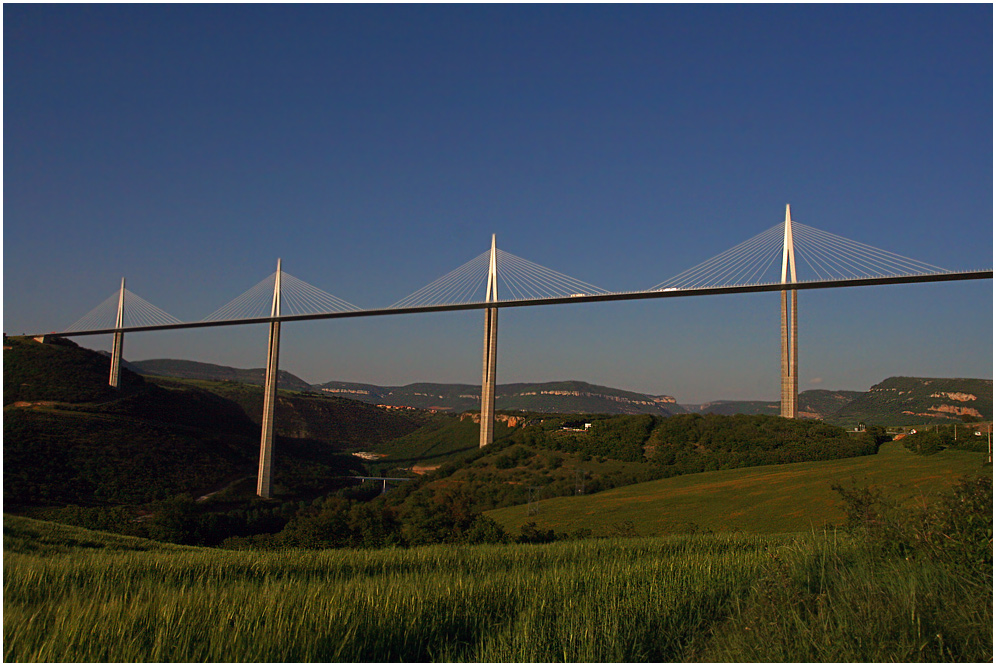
top-left (4, 512), bottom-right (990, 662)
top-left (486, 442), bottom-right (991, 536)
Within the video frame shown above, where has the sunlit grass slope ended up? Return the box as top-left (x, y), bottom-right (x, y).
top-left (485, 442), bottom-right (991, 536)
top-left (4, 514), bottom-right (769, 662)
top-left (5, 511), bottom-right (989, 662)
top-left (3, 515), bottom-right (189, 555)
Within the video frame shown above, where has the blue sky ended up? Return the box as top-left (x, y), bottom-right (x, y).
top-left (4, 4), bottom-right (992, 404)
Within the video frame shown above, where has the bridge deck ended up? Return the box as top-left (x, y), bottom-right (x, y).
top-left (41, 269), bottom-right (992, 338)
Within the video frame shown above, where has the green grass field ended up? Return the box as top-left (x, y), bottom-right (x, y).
top-left (486, 442), bottom-right (991, 536)
top-left (5, 511), bottom-right (990, 662)
top-left (1, 515), bottom-right (767, 661)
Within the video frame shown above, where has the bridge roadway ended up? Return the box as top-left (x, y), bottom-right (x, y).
top-left (41, 269), bottom-right (993, 338)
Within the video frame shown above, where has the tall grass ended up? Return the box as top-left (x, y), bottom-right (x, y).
top-left (698, 534), bottom-right (992, 662)
top-left (5, 531), bottom-right (769, 662)
top-left (4, 516), bottom-right (990, 662)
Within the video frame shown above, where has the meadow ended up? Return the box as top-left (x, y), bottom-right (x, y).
top-left (4, 504), bottom-right (991, 663)
top-left (487, 441), bottom-right (989, 536)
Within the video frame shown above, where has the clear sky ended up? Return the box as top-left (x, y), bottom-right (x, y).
top-left (4, 4), bottom-right (992, 404)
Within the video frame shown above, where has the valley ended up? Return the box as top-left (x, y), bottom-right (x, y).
top-left (4, 335), bottom-right (990, 544)
top-left (4, 334), bottom-right (992, 663)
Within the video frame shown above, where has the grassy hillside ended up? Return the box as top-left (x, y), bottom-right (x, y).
top-left (4, 514), bottom-right (188, 555)
top-left (377, 413), bottom-right (884, 518)
top-left (830, 376), bottom-right (993, 427)
top-left (366, 414), bottom-right (507, 470)
top-left (485, 441), bottom-right (990, 536)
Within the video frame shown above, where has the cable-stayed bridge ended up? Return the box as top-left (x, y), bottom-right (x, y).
top-left (40, 206), bottom-right (992, 497)
top-left (61, 210), bottom-right (988, 335)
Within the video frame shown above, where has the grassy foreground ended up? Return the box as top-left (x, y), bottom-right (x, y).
top-left (4, 514), bottom-right (991, 662)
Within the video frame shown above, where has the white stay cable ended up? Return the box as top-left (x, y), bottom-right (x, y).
top-left (121, 291), bottom-right (183, 327)
top-left (389, 251), bottom-right (491, 308)
top-left (202, 274), bottom-right (277, 321)
top-left (66, 289), bottom-right (183, 331)
top-left (66, 292), bottom-right (120, 332)
top-left (650, 223), bottom-right (784, 290)
top-left (792, 223), bottom-right (947, 278)
top-left (496, 250), bottom-right (610, 299)
top-left (280, 272), bottom-right (360, 315)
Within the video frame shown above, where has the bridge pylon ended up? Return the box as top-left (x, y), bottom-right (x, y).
top-left (480, 235), bottom-right (498, 447)
top-left (257, 259), bottom-right (282, 498)
top-left (780, 205), bottom-right (798, 418)
top-left (109, 278), bottom-right (126, 388)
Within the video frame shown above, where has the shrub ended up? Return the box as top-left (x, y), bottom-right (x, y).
top-left (832, 475), bottom-right (992, 573)
top-left (463, 515), bottom-right (510, 544)
top-left (517, 521), bottom-right (558, 544)
top-left (917, 475), bottom-right (992, 571)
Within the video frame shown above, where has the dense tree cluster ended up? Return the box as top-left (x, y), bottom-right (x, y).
top-left (542, 413), bottom-right (883, 477)
top-left (901, 423), bottom-right (989, 456)
top-left (647, 413), bottom-right (884, 476)
top-left (40, 486), bottom-right (512, 550)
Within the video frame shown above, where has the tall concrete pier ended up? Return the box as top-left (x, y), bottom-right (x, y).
top-left (780, 205), bottom-right (798, 418)
top-left (109, 278), bottom-right (126, 388)
top-left (479, 235), bottom-right (498, 447)
top-left (257, 259), bottom-right (282, 498)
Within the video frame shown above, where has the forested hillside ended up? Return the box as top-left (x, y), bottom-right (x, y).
top-left (145, 377), bottom-right (426, 449)
top-left (5, 335), bottom-right (146, 405)
top-left (3, 337), bottom-right (421, 507)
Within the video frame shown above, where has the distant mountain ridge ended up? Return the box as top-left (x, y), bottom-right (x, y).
top-left (128, 360), bottom-right (685, 416)
top-left (317, 379), bottom-right (686, 416)
top-left (127, 358), bottom-right (992, 424)
top-left (685, 390), bottom-right (865, 420)
top-left (128, 359), bottom-right (315, 392)
top-left (829, 377), bottom-right (993, 427)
